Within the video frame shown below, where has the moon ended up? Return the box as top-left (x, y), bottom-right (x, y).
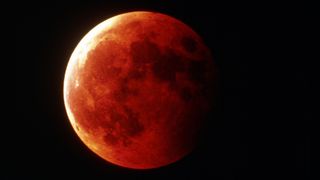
top-left (64, 11), bottom-right (215, 169)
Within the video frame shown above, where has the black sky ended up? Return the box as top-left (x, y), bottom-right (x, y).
top-left (12, 1), bottom-right (312, 179)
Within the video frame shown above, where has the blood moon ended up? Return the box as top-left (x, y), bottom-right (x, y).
top-left (64, 11), bottom-right (215, 169)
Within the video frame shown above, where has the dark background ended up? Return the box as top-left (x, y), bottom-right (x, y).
top-left (12, 1), bottom-right (312, 179)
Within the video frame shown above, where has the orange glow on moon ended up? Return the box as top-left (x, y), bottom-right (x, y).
top-left (64, 11), bottom-right (215, 169)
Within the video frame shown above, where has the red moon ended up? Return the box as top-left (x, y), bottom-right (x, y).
top-left (64, 11), bottom-right (215, 169)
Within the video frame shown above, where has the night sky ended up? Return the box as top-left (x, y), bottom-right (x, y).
top-left (12, 1), bottom-right (312, 179)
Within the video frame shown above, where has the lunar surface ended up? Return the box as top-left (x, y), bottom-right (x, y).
top-left (64, 11), bottom-right (215, 169)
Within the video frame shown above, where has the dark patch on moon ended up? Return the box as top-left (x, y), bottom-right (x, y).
top-left (130, 39), bottom-right (189, 86)
top-left (152, 49), bottom-right (185, 83)
top-left (112, 86), bottom-right (129, 102)
top-left (112, 78), bottom-right (139, 102)
top-left (130, 39), bottom-right (161, 67)
top-left (127, 69), bottom-right (146, 80)
top-left (122, 106), bottom-right (144, 137)
top-left (103, 105), bottom-right (144, 146)
top-left (181, 36), bottom-right (197, 53)
top-left (129, 38), bottom-right (209, 104)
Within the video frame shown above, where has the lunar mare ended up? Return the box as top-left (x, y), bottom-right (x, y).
top-left (64, 11), bottom-right (215, 169)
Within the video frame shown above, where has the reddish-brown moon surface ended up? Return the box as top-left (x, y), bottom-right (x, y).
top-left (64, 11), bottom-right (215, 169)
